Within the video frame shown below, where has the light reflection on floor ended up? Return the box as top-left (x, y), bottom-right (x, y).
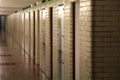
top-left (0, 31), bottom-right (41, 80)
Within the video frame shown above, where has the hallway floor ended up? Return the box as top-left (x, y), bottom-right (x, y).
top-left (0, 31), bottom-right (41, 80)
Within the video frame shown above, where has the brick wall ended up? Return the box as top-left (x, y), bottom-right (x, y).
top-left (64, 3), bottom-right (73, 80)
top-left (24, 12), bottom-right (30, 55)
top-left (79, 0), bottom-right (92, 80)
top-left (35, 10), bottom-right (40, 64)
top-left (93, 0), bottom-right (120, 80)
top-left (21, 13), bottom-right (25, 54)
top-left (29, 11), bottom-right (34, 60)
top-left (40, 8), bottom-right (44, 72)
top-left (19, 13), bottom-right (23, 54)
top-left (44, 8), bottom-right (51, 78)
top-left (53, 5), bottom-right (59, 80)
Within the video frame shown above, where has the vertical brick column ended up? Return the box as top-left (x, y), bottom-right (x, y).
top-left (40, 9), bottom-right (44, 70)
top-left (16, 14), bottom-right (20, 52)
top-left (35, 10), bottom-right (40, 64)
top-left (19, 13), bottom-right (23, 53)
top-left (64, 3), bottom-right (73, 80)
top-left (24, 12), bottom-right (30, 55)
top-left (45, 8), bottom-right (51, 78)
top-left (93, 0), bottom-right (120, 80)
top-left (21, 13), bottom-right (25, 55)
top-left (13, 14), bottom-right (17, 48)
top-left (79, 0), bottom-right (93, 80)
top-left (30, 11), bottom-right (34, 60)
top-left (53, 6), bottom-right (59, 80)
top-left (40, 9), bottom-right (43, 70)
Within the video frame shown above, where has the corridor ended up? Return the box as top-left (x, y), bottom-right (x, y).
top-left (1, 0), bottom-right (120, 80)
top-left (0, 31), bottom-right (40, 80)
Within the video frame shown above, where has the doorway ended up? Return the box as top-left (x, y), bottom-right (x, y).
top-left (72, 2), bottom-right (76, 80)
top-left (50, 7), bottom-right (53, 80)
top-left (0, 16), bottom-right (6, 32)
top-left (33, 11), bottom-right (36, 64)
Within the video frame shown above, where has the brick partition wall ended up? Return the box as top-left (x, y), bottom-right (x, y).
top-left (64, 3), bottom-right (73, 80)
top-left (79, 0), bottom-right (93, 80)
top-left (93, 0), bottom-right (120, 80)
top-left (53, 6), bottom-right (59, 80)
top-left (30, 11), bottom-right (34, 60)
top-left (44, 8), bottom-right (51, 78)
top-left (24, 12), bottom-right (30, 55)
top-left (35, 10), bottom-right (40, 64)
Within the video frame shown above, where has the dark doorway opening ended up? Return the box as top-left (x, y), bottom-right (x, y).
top-left (0, 16), bottom-right (6, 32)
top-left (33, 11), bottom-right (36, 64)
top-left (50, 7), bottom-right (53, 80)
top-left (72, 2), bottom-right (76, 80)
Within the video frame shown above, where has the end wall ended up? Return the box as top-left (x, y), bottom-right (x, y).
top-left (93, 0), bottom-right (120, 80)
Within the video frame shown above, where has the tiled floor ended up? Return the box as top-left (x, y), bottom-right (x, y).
top-left (0, 31), bottom-right (41, 80)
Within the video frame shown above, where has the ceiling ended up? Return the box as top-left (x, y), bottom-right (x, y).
top-left (0, 0), bottom-right (40, 15)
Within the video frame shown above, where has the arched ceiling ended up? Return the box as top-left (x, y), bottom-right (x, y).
top-left (0, 0), bottom-right (40, 15)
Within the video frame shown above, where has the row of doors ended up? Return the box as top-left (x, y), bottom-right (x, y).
top-left (20, 2), bottom-right (77, 80)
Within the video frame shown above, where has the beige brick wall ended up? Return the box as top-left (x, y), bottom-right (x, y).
top-left (44, 8), bottom-right (51, 78)
top-left (39, 9), bottom-right (43, 70)
top-left (24, 12), bottom-right (30, 55)
top-left (53, 6), bottom-right (59, 80)
top-left (64, 3), bottom-right (73, 80)
top-left (21, 13), bottom-right (25, 54)
top-left (29, 11), bottom-right (34, 60)
top-left (16, 13), bottom-right (20, 52)
top-left (35, 10), bottom-right (40, 64)
top-left (79, 0), bottom-right (92, 80)
top-left (93, 0), bottom-right (120, 80)
top-left (39, 9), bottom-right (44, 79)
top-left (19, 13), bottom-right (23, 53)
